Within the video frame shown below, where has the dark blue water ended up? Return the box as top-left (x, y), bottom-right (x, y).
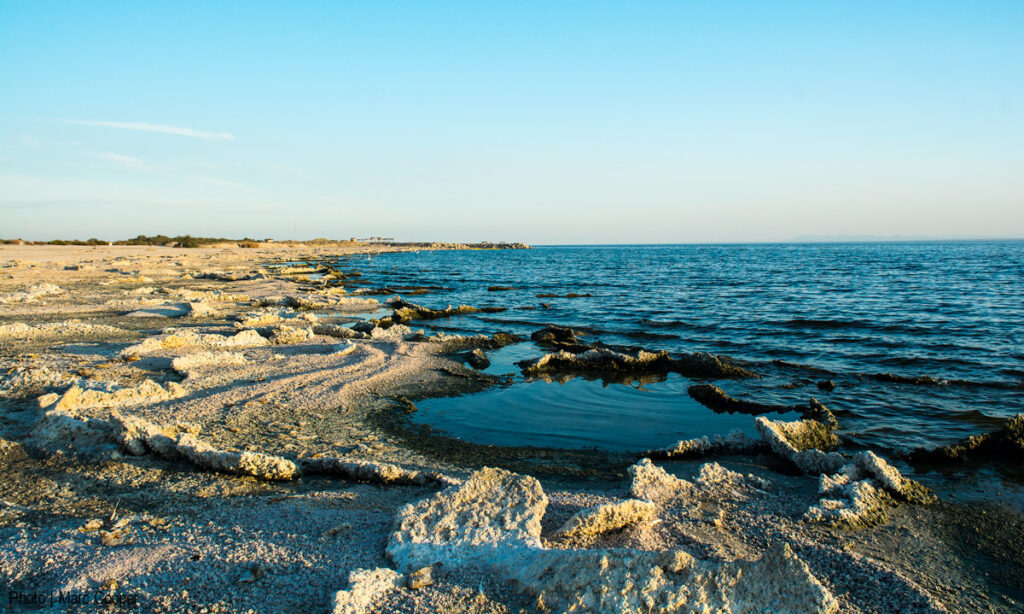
top-left (338, 242), bottom-right (1024, 454)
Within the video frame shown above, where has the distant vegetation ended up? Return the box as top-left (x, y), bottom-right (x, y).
top-left (122, 234), bottom-right (240, 248)
top-left (1, 235), bottom-right (267, 247)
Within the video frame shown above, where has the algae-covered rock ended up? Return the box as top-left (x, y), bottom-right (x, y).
top-left (803, 452), bottom-right (935, 527)
top-left (909, 413), bottom-right (1024, 465)
top-left (755, 416), bottom-right (845, 475)
top-left (519, 347), bottom-right (757, 381)
top-left (687, 385), bottom-right (838, 427)
top-left (464, 348), bottom-right (490, 369)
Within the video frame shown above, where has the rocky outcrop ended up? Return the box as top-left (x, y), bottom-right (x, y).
top-left (312, 323), bottom-right (368, 340)
top-left (53, 380), bottom-right (187, 412)
top-left (688, 383), bottom-right (783, 414)
top-left (172, 288), bottom-right (250, 303)
top-left (110, 413), bottom-right (451, 484)
top-left (0, 320), bottom-right (130, 339)
top-left (801, 451), bottom-right (935, 527)
top-left (31, 407), bottom-right (114, 452)
top-left (171, 351), bottom-right (248, 376)
top-left (120, 329), bottom-right (269, 356)
top-left (674, 352), bottom-right (759, 379)
top-left (0, 283), bottom-right (62, 304)
top-left (386, 467), bottom-right (839, 614)
top-left (360, 323), bottom-right (421, 342)
top-left (627, 458), bottom-right (694, 503)
top-left (387, 467), bottom-right (548, 572)
top-left (269, 324), bottom-right (316, 345)
top-left (387, 298), bottom-right (506, 324)
top-left (193, 270), bottom-right (263, 281)
top-left (694, 461), bottom-right (770, 490)
top-left (519, 348), bottom-right (674, 378)
top-left (530, 326), bottom-right (584, 347)
top-left (553, 499), bottom-right (656, 538)
top-left (175, 434), bottom-right (297, 480)
top-left (687, 385), bottom-right (838, 428)
top-left (752, 415), bottom-right (935, 524)
top-left (427, 331), bottom-right (521, 351)
top-left (802, 474), bottom-right (892, 528)
top-left (649, 430), bottom-right (765, 460)
top-left (513, 542), bottom-right (838, 614)
top-left (300, 456), bottom-right (437, 485)
top-left (464, 348), bottom-right (490, 369)
top-left (232, 311), bottom-right (285, 328)
top-left (285, 295), bottom-right (380, 312)
top-left (518, 346), bottom-right (757, 380)
top-left (111, 413), bottom-right (187, 457)
top-left (186, 300), bottom-right (220, 318)
top-left (755, 416), bottom-right (846, 475)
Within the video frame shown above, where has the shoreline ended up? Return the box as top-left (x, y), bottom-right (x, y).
top-left (0, 245), bottom-right (1021, 613)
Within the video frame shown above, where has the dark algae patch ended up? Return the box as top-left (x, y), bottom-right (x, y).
top-left (909, 414), bottom-right (1024, 467)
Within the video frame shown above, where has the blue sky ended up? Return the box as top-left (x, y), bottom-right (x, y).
top-left (1, 1), bottom-right (1021, 243)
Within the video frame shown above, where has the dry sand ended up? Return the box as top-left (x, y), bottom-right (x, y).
top-left (0, 244), bottom-right (1020, 613)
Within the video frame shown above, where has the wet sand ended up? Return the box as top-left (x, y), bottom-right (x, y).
top-left (0, 244), bottom-right (1020, 613)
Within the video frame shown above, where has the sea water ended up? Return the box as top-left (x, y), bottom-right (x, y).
top-left (337, 242), bottom-right (1024, 455)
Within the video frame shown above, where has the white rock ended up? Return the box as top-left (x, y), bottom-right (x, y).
top-left (331, 568), bottom-right (404, 614)
top-left (54, 380), bottom-right (186, 411)
top-left (554, 499), bottom-right (656, 538)
top-left (387, 467), bottom-right (548, 572)
top-left (387, 466), bottom-right (839, 614)
top-left (171, 351), bottom-right (248, 376)
top-left (175, 433), bottom-right (297, 480)
top-left (627, 458), bottom-right (694, 503)
top-left (120, 329), bottom-right (269, 356)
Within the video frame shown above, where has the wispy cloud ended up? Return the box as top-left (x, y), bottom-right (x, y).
top-left (66, 120), bottom-right (234, 140)
top-left (94, 152), bottom-right (151, 172)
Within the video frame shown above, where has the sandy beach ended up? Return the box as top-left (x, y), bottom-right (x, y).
top-left (1, 243), bottom-right (1020, 613)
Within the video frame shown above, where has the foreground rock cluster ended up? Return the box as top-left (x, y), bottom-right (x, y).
top-left (330, 462), bottom-right (948, 614)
